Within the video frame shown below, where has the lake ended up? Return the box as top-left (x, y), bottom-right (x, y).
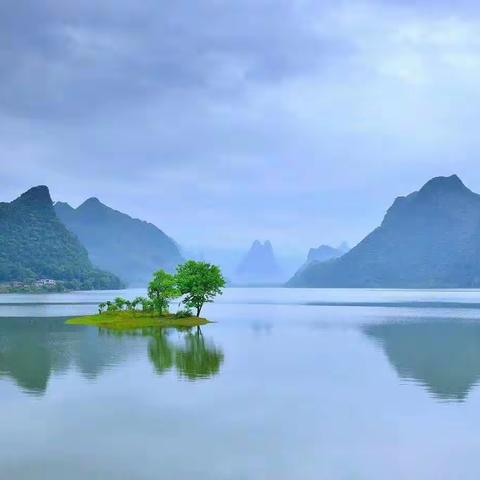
top-left (1, 288), bottom-right (480, 479)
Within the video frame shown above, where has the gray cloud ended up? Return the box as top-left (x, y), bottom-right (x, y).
top-left (0, 0), bottom-right (347, 119)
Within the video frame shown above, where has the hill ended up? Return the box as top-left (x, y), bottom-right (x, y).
top-left (306, 244), bottom-right (349, 264)
top-left (293, 243), bottom-right (349, 277)
top-left (0, 186), bottom-right (122, 289)
top-left (234, 240), bottom-right (282, 284)
top-left (55, 197), bottom-right (184, 285)
top-left (288, 175), bottom-right (480, 287)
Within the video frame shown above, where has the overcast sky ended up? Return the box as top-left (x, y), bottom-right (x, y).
top-left (2, 0), bottom-right (480, 256)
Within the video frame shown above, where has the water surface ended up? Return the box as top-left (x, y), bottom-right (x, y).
top-left (1, 288), bottom-right (480, 479)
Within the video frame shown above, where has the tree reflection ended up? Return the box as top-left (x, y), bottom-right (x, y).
top-left (175, 329), bottom-right (224, 380)
top-left (148, 327), bottom-right (224, 380)
top-left (0, 318), bottom-right (223, 395)
top-left (148, 330), bottom-right (175, 375)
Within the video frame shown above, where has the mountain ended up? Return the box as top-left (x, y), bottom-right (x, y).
top-left (288, 175), bottom-right (480, 288)
top-left (293, 243), bottom-right (348, 277)
top-left (307, 244), bottom-right (347, 263)
top-left (234, 240), bottom-right (282, 284)
top-left (0, 186), bottom-right (122, 289)
top-left (55, 197), bottom-right (184, 285)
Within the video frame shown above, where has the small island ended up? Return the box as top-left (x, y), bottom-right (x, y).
top-left (66, 261), bottom-right (225, 331)
top-left (67, 311), bottom-right (210, 330)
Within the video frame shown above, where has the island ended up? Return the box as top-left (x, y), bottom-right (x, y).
top-left (66, 261), bottom-right (226, 331)
top-left (67, 312), bottom-right (210, 330)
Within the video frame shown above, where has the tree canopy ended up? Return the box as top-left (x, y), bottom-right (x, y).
top-left (148, 270), bottom-right (180, 314)
top-left (176, 261), bottom-right (226, 316)
top-left (97, 261), bottom-right (225, 318)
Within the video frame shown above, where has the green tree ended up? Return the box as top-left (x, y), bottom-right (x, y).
top-left (148, 270), bottom-right (180, 315)
top-left (131, 297), bottom-right (144, 311)
top-left (105, 300), bottom-right (117, 312)
top-left (98, 302), bottom-right (107, 314)
top-left (113, 297), bottom-right (127, 311)
top-left (140, 298), bottom-right (154, 313)
top-left (176, 261), bottom-right (226, 317)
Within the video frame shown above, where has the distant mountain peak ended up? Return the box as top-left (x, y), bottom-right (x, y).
top-left (235, 240), bottom-right (281, 282)
top-left (0, 186), bottom-right (122, 288)
top-left (54, 201), bottom-right (74, 211)
top-left (55, 196), bottom-right (184, 285)
top-left (419, 174), bottom-right (470, 195)
top-left (288, 174), bottom-right (480, 288)
top-left (306, 245), bottom-right (340, 262)
top-left (14, 185), bottom-right (52, 206)
top-left (78, 197), bottom-right (105, 210)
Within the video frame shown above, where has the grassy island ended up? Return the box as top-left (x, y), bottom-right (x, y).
top-left (66, 311), bottom-right (210, 331)
top-left (66, 261), bottom-right (226, 332)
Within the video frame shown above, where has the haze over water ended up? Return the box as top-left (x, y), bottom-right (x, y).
top-left (1, 288), bottom-right (480, 479)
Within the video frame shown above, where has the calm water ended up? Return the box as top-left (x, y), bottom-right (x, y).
top-left (2, 288), bottom-right (480, 479)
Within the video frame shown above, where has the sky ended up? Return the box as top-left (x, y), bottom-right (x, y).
top-left (2, 0), bottom-right (480, 259)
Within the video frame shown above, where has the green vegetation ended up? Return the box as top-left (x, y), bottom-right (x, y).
top-left (176, 260), bottom-right (226, 316)
top-left (66, 311), bottom-right (209, 331)
top-left (147, 270), bottom-right (179, 314)
top-left (0, 282), bottom-right (67, 294)
top-left (68, 261), bottom-right (225, 330)
top-left (0, 186), bottom-right (123, 290)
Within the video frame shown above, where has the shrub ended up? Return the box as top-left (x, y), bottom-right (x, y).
top-left (174, 309), bottom-right (194, 318)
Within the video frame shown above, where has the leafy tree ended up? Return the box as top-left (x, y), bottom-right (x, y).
top-left (148, 270), bottom-right (180, 314)
top-left (175, 261), bottom-right (226, 317)
top-left (98, 302), bottom-right (107, 314)
top-left (140, 297), bottom-right (154, 313)
top-left (113, 297), bottom-right (128, 311)
top-left (131, 297), bottom-right (144, 311)
top-left (104, 301), bottom-right (115, 312)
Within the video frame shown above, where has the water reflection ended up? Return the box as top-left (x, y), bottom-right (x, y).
top-left (364, 319), bottom-right (480, 402)
top-left (109, 327), bottom-right (225, 380)
top-left (0, 318), bottom-right (223, 395)
top-left (0, 317), bottom-right (138, 395)
top-left (174, 329), bottom-right (224, 380)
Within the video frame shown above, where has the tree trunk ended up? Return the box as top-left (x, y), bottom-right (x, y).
top-left (196, 305), bottom-right (202, 317)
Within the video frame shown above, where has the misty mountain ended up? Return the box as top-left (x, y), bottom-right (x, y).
top-left (293, 243), bottom-right (349, 277)
top-left (0, 186), bottom-right (121, 289)
top-left (55, 197), bottom-right (184, 286)
top-left (234, 240), bottom-right (282, 284)
top-left (288, 175), bottom-right (480, 288)
top-left (307, 243), bottom-right (349, 263)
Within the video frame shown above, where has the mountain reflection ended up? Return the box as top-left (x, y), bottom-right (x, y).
top-left (0, 318), bottom-right (224, 395)
top-left (0, 317), bottom-right (139, 395)
top-left (364, 320), bottom-right (480, 401)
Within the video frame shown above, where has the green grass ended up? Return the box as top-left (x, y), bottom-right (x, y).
top-left (66, 311), bottom-right (210, 331)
